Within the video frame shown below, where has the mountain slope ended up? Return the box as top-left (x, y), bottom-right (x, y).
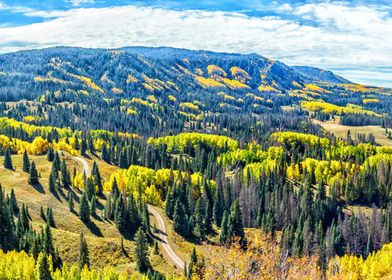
top-left (0, 46), bottom-right (349, 101)
top-left (292, 65), bottom-right (351, 84)
top-left (1, 46), bottom-right (390, 139)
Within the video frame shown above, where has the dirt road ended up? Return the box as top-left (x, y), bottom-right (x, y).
top-left (148, 205), bottom-right (185, 271)
top-left (74, 156), bottom-right (91, 176)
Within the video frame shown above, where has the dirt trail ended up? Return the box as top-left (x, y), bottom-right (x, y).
top-left (148, 205), bottom-right (185, 271)
top-left (74, 156), bottom-right (91, 176)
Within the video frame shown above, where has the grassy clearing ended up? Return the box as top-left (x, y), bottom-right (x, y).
top-left (313, 119), bottom-right (392, 146)
top-left (0, 153), bottom-right (169, 275)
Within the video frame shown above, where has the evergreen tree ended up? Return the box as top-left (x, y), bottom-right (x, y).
top-left (46, 207), bottom-right (55, 227)
top-left (74, 135), bottom-right (80, 151)
top-left (48, 171), bottom-right (56, 193)
top-left (68, 192), bottom-right (74, 212)
top-left (204, 201), bottom-right (213, 233)
top-left (104, 195), bottom-right (113, 220)
top-left (84, 178), bottom-right (95, 200)
top-left (36, 253), bottom-right (52, 280)
top-left (43, 223), bottom-right (55, 257)
top-left (79, 192), bottom-right (90, 223)
top-left (101, 144), bottom-right (109, 162)
top-left (134, 227), bottom-right (150, 272)
top-left (219, 210), bottom-right (229, 244)
top-left (173, 199), bottom-right (189, 237)
top-left (46, 146), bottom-right (54, 162)
top-left (194, 199), bottom-right (206, 240)
top-left (111, 177), bottom-right (119, 198)
top-left (114, 197), bottom-right (127, 233)
top-left (88, 138), bottom-right (95, 154)
top-left (91, 162), bottom-right (103, 195)
top-left (52, 152), bottom-right (60, 172)
top-left (90, 195), bottom-right (97, 217)
top-left (28, 161), bottom-right (39, 185)
top-left (81, 138), bottom-right (88, 155)
top-left (119, 149), bottom-right (128, 169)
top-left (3, 147), bottom-right (13, 170)
top-left (165, 187), bottom-right (175, 219)
top-left (78, 232), bottom-right (90, 270)
top-left (60, 159), bottom-right (70, 188)
top-left (213, 183), bottom-right (225, 227)
top-left (9, 189), bottom-right (19, 214)
top-left (187, 247), bottom-right (198, 279)
top-left (227, 199), bottom-right (245, 244)
top-left (31, 238), bottom-right (40, 260)
top-left (141, 203), bottom-right (151, 235)
top-left (22, 150), bottom-right (30, 172)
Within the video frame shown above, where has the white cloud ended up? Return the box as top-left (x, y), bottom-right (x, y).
top-left (277, 3), bottom-right (293, 13)
top-left (0, 3), bottom-right (391, 85)
top-left (0, 2), bottom-right (45, 15)
top-left (69, 0), bottom-right (96, 7)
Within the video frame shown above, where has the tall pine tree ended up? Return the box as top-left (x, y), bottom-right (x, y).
top-left (22, 150), bottom-right (30, 172)
top-left (3, 147), bottom-right (13, 170)
top-left (78, 232), bottom-right (90, 270)
top-left (79, 192), bottom-right (90, 223)
top-left (28, 161), bottom-right (39, 185)
top-left (134, 227), bottom-right (150, 272)
top-left (173, 199), bottom-right (189, 237)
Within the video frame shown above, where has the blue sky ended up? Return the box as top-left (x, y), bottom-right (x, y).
top-left (0, 0), bottom-right (391, 87)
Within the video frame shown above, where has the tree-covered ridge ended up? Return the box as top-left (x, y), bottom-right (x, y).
top-left (1, 47), bottom-right (392, 131)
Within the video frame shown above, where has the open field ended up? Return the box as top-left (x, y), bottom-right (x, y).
top-left (313, 119), bottom-right (392, 146)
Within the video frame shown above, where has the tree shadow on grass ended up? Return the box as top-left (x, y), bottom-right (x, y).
top-left (120, 230), bottom-right (135, 241)
top-left (30, 182), bottom-right (45, 194)
top-left (152, 227), bottom-right (167, 236)
top-left (82, 154), bottom-right (92, 160)
top-left (121, 242), bottom-right (131, 259)
top-left (92, 213), bottom-right (103, 222)
top-left (150, 232), bottom-right (166, 244)
top-left (84, 220), bottom-right (103, 237)
top-left (50, 189), bottom-right (62, 202)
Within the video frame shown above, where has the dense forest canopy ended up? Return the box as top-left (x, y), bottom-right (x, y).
top-left (0, 47), bottom-right (391, 279)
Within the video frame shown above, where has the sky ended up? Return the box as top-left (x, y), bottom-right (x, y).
top-left (0, 0), bottom-right (391, 87)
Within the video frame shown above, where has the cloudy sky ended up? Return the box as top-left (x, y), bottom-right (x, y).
top-left (0, 0), bottom-right (391, 87)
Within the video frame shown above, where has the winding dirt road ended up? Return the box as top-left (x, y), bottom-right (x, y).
top-left (148, 205), bottom-right (185, 271)
top-left (74, 156), bottom-right (91, 176)
top-left (74, 156), bottom-right (185, 270)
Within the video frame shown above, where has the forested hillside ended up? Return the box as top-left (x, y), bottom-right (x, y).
top-left (0, 47), bottom-right (391, 279)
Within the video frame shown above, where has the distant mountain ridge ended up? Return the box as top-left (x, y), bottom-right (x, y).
top-left (0, 46), bottom-right (352, 101)
top-left (121, 46), bottom-right (350, 84)
top-left (292, 66), bottom-right (351, 84)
